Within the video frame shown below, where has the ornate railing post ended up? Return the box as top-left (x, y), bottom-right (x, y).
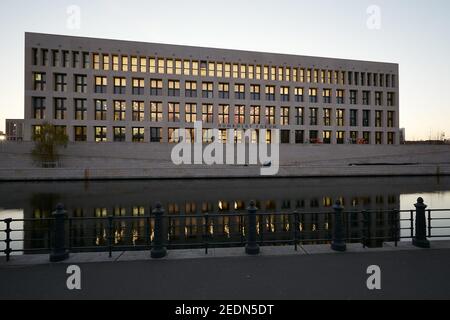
top-left (151, 203), bottom-right (167, 259)
top-left (413, 197), bottom-right (430, 248)
top-left (245, 200), bottom-right (260, 255)
top-left (50, 204), bottom-right (69, 262)
top-left (331, 200), bottom-right (347, 252)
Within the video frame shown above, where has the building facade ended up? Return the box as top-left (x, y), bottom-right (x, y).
top-left (24, 32), bottom-right (400, 145)
top-left (5, 119), bottom-right (24, 141)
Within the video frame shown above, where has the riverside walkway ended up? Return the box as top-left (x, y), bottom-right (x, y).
top-left (1, 241), bottom-right (450, 300)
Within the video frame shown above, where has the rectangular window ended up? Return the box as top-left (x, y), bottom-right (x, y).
top-left (41, 49), bottom-right (49, 66)
top-left (202, 104), bottom-right (214, 123)
top-left (349, 131), bottom-right (358, 144)
top-left (350, 109), bottom-right (358, 127)
top-left (281, 130), bottom-right (290, 144)
top-left (219, 83), bottom-right (229, 99)
top-left (52, 50), bottom-right (60, 67)
top-left (72, 51), bottom-right (80, 68)
top-left (168, 128), bottom-right (180, 143)
top-left (82, 52), bottom-right (90, 69)
top-left (74, 126), bottom-right (87, 142)
top-left (54, 98), bottom-right (66, 120)
top-left (93, 53), bottom-right (100, 70)
top-left (265, 85), bottom-right (275, 101)
top-left (74, 99), bottom-right (87, 120)
top-left (208, 62), bottom-right (215, 77)
top-left (250, 84), bottom-right (260, 100)
top-left (387, 111), bottom-right (395, 128)
top-left (158, 58), bottom-right (165, 74)
top-left (175, 60), bottom-right (182, 75)
top-left (192, 61), bottom-right (199, 76)
top-left (336, 131), bottom-right (345, 144)
top-left (150, 79), bottom-right (163, 96)
top-left (323, 131), bottom-right (332, 144)
top-left (103, 54), bottom-right (110, 71)
top-left (309, 130), bottom-right (319, 144)
top-left (112, 55), bottom-right (119, 71)
top-left (114, 127), bottom-right (126, 142)
top-left (132, 101), bottom-right (145, 122)
top-left (32, 97), bottom-right (45, 119)
top-left (250, 106), bottom-right (260, 124)
top-left (234, 105), bottom-right (245, 124)
top-left (387, 132), bottom-right (395, 145)
top-left (202, 82), bottom-right (214, 99)
top-left (131, 56), bottom-right (138, 72)
top-left (375, 110), bottom-right (383, 127)
top-left (280, 86), bottom-right (290, 102)
top-left (336, 90), bottom-right (345, 104)
top-left (309, 108), bottom-right (318, 126)
top-left (167, 59), bottom-right (174, 75)
top-left (95, 76), bottom-right (107, 93)
top-left (32, 48), bottom-right (38, 66)
top-left (281, 107), bottom-right (290, 125)
top-left (375, 91), bottom-right (383, 106)
top-left (266, 106), bottom-right (275, 125)
top-left (224, 63), bottom-right (231, 78)
top-left (185, 103), bottom-right (197, 123)
top-left (132, 128), bottom-right (145, 142)
top-left (295, 130), bottom-right (304, 144)
top-left (350, 90), bottom-right (357, 105)
top-left (309, 88), bottom-right (317, 103)
top-left (363, 110), bottom-right (371, 127)
top-left (150, 102), bottom-right (163, 122)
top-left (234, 84), bottom-right (245, 100)
top-left (185, 81), bottom-right (197, 98)
top-left (336, 109), bottom-right (345, 126)
top-left (150, 127), bottom-right (162, 143)
top-left (363, 91), bottom-right (370, 105)
top-left (263, 66), bottom-right (269, 80)
top-left (54, 74), bottom-right (67, 92)
top-left (375, 132), bottom-right (383, 145)
top-left (323, 108), bottom-right (332, 126)
top-left (75, 75), bottom-right (87, 93)
top-left (168, 80), bottom-right (181, 97)
top-left (323, 89), bottom-right (331, 104)
top-left (295, 107), bottom-right (304, 125)
top-left (363, 132), bottom-right (371, 144)
top-left (295, 87), bottom-right (304, 102)
top-left (114, 101), bottom-right (126, 121)
top-left (33, 73), bottom-right (46, 91)
top-left (218, 105), bottom-right (229, 124)
top-left (168, 103), bottom-right (180, 122)
top-left (150, 58), bottom-right (157, 73)
top-left (113, 77), bottom-right (126, 94)
top-left (95, 99), bottom-right (107, 121)
top-left (216, 63), bottom-right (223, 78)
top-left (387, 92), bottom-right (395, 106)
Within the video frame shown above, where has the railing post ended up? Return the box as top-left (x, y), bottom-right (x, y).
top-left (108, 216), bottom-right (114, 258)
top-left (50, 204), bottom-right (69, 262)
top-left (151, 203), bottom-right (167, 259)
top-left (331, 200), bottom-right (347, 252)
top-left (4, 218), bottom-right (12, 262)
top-left (245, 200), bottom-right (260, 255)
top-left (413, 197), bottom-right (430, 248)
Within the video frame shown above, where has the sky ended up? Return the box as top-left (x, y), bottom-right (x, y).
top-left (0, 0), bottom-right (449, 140)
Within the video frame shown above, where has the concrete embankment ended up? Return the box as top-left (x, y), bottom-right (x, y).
top-left (0, 142), bottom-right (449, 181)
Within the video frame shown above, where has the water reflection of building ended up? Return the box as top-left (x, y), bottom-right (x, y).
top-left (23, 193), bottom-right (400, 251)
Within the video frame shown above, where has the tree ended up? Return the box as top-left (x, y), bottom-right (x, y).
top-left (31, 123), bottom-right (68, 167)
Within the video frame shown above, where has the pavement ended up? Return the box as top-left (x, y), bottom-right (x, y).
top-left (1, 241), bottom-right (450, 300)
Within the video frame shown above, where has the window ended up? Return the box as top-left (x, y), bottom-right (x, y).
top-left (54, 98), bottom-right (66, 120)
top-left (168, 80), bottom-right (181, 97)
top-left (132, 101), bottom-right (145, 122)
top-left (263, 66), bottom-right (269, 80)
top-left (363, 132), bottom-right (371, 144)
top-left (281, 130), bottom-right (290, 144)
top-left (323, 89), bottom-right (331, 104)
top-left (250, 106), bottom-right (260, 124)
top-left (350, 109), bottom-right (358, 127)
top-left (168, 128), bottom-right (180, 143)
top-left (363, 110), bottom-right (371, 127)
top-left (72, 51), bottom-right (80, 68)
top-left (74, 126), bottom-right (87, 142)
top-left (216, 63), bottom-right (223, 78)
top-left (120, 56), bottom-right (128, 72)
top-left (150, 58), bottom-right (157, 73)
top-left (82, 52), bottom-right (90, 69)
top-left (323, 108), bottom-right (332, 126)
top-left (32, 48), bottom-right (38, 66)
top-left (232, 64), bottom-right (239, 78)
top-left (158, 58), bottom-right (165, 74)
top-left (202, 104), bottom-right (213, 123)
top-left (74, 99), bottom-right (87, 120)
top-left (375, 110), bottom-right (383, 127)
top-left (299, 68), bottom-right (305, 83)
top-left (307, 69), bottom-right (312, 83)
top-left (203, 129), bottom-right (214, 144)
top-left (387, 111), bottom-right (395, 128)
top-left (140, 57), bottom-right (147, 73)
top-left (387, 132), bottom-right (395, 145)
top-left (150, 127), bottom-right (162, 143)
top-left (218, 105), bottom-right (229, 124)
top-left (150, 79), bottom-right (163, 96)
top-left (234, 105), bottom-right (245, 124)
top-left (200, 61), bottom-right (207, 77)
top-left (208, 62), bottom-right (215, 77)
top-left (295, 107), bottom-right (304, 125)
top-left (95, 100), bottom-right (107, 120)
top-left (250, 85), bottom-right (260, 100)
top-left (150, 102), bottom-right (163, 122)
top-left (295, 88), bottom-right (304, 102)
top-left (266, 130), bottom-right (272, 144)
top-left (363, 91), bottom-right (370, 105)
top-left (113, 77), bottom-right (126, 94)
top-left (266, 106), bottom-right (275, 125)
top-left (234, 84), bottom-right (245, 100)
top-left (32, 97), bottom-right (45, 119)
top-left (32, 125), bottom-right (43, 141)
top-left (224, 63), bottom-right (231, 78)
top-left (219, 83), bottom-right (229, 99)
top-left (54, 74), bottom-right (67, 92)
top-left (336, 131), bottom-right (345, 144)
top-left (387, 92), bottom-right (395, 106)
top-left (175, 60), bottom-right (182, 75)
top-left (375, 132), bottom-right (383, 145)
top-left (202, 82), bottom-right (214, 98)
top-left (248, 65), bottom-right (254, 80)
top-left (309, 108), bottom-right (318, 126)
top-left (309, 130), bottom-right (319, 143)
top-left (114, 101), bottom-right (126, 121)
top-left (131, 56), bottom-right (138, 72)
top-left (52, 50), bottom-right (60, 67)
top-left (350, 90), bottom-right (357, 105)
top-left (113, 127), bottom-right (126, 142)
top-left (75, 75), bottom-right (87, 93)
top-left (336, 90), bottom-right (345, 104)
top-left (185, 103), bottom-right (197, 123)
top-left (132, 128), bottom-right (145, 142)
top-left (167, 59), bottom-right (174, 75)
top-left (41, 49), bottom-right (49, 66)
top-left (33, 73), bottom-right (46, 91)
top-left (280, 87), bottom-right (290, 102)
top-left (281, 107), bottom-right (290, 125)
top-left (93, 53), bottom-right (100, 70)
top-left (265, 85), bottom-right (275, 101)
top-left (309, 88), bottom-right (317, 103)
top-left (375, 92), bottom-right (383, 106)
top-left (103, 54), bottom-right (110, 71)
top-left (240, 65), bottom-right (247, 79)
top-left (95, 76), bottom-right (107, 93)
top-left (95, 127), bottom-right (107, 142)
top-left (112, 55), bottom-right (119, 71)
top-left (323, 131), bottom-right (332, 144)
top-left (349, 131), bottom-right (358, 144)
top-left (336, 109), bottom-right (345, 126)
top-left (168, 103), bottom-right (180, 122)
top-left (132, 78), bottom-right (145, 95)
top-left (192, 61), bottom-right (199, 76)
top-left (185, 81), bottom-right (197, 98)
top-left (295, 130), bottom-right (304, 144)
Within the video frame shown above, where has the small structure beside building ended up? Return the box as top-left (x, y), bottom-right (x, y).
top-left (5, 119), bottom-right (24, 141)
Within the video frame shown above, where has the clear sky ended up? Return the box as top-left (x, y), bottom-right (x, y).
top-left (0, 0), bottom-right (449, 140)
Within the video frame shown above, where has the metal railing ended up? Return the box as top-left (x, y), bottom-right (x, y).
top-left (1, 197), bottom-right (450, 262)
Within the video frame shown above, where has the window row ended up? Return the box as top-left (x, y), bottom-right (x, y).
top-left (31, 48), bottom-right (397, 87)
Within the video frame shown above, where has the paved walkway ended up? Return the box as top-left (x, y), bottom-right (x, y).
top-left (1, 242), bottom-right (450, 300)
